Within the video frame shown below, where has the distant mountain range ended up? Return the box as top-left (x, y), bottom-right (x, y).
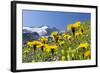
top-left (22, 26), bottom-right (59, 44)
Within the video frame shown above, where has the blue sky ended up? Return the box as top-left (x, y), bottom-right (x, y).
top-left (23, 10), bottom-right (91, 30)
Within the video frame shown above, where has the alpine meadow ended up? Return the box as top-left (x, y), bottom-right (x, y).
top-left (22, 10), bottom-right (91, 63)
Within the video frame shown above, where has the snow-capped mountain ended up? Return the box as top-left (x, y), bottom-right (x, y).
top-left (23, 26), bottom-right (48, 36)
top-left (22, 26), bottom-right (59, 44)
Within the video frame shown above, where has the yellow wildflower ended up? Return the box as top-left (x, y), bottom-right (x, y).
top-left (62, 33), bottom-right (72, 40)
top-left (84, 51), bottom-right (91, 58)
top-left (62, 33), bottom-right (67, 39)
top-left (79, 26), bottom-right (84, 33)
top-left (67, 24), bottom-right (73, 31)
top-left (50, 45), bottom-right (58, 51)
top-left (27, 41), bottom-right (33, 47)
top-left (27, 41), bottom-right (42, 49)
top-left (78, 43), bottom-right (89, 49)
top-left (67, 21), bottom-right (81, 35)
top-left (50, 31), bottom-right (59, 42)
top-left (67, 24), bottom-right (76, 35)
top-left (37, 43), bottom-right (47, 51)
top-left (50, 31), bottom-right (58, 37)
top-left (75, 31), bottom-right (83, 36)
top-left (31, 41), bottom-right (41, 46)
top-left (45, 45), bottom-right (58, 54)
top-left (58, 35), bottom-right (63, 40)
top-left (44, 45), bottom-right (50, 53)
top-left (40, 37), bottom-right (48, 44)
top-left (73, 21), bottom-right (81, 28)
top-left (59, 41), bottom-right (65, 46)
top-left (67, 35), bottom-right (72, 40)
top-left (67, 22), bottom-right (80, 31)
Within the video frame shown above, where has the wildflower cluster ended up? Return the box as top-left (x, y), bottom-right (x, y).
top-left (22, 21), bottom-right (91, 63)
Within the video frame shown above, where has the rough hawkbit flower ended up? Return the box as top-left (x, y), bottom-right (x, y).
top-left (27, 41), bottom-right (33, 47)
top-left (75, 31), bottom-right (83, 36)
top-left (27, 41), bottom-right (41, 50)
top-left (59, 41), bottom-right (65, 46)
top-left (67, 21), bottom-right (81, 35)
top-left (84, 50), bottom-right (91, 58)
top-left (40, 37), bottom-right (48, 44)
top-left (78, 43), bottom-right (89, 49)
top-left (37, 44), bottom-right (47, 52)
top-left (50, 45), bottom-right (58, 55)
top-left (50, 31), bottom-right (59, 42)
top-left (62, 33), bottom-right (72, 40)
top-left (44, 45), bottom-right (58, 55)
top-left (73, 21), bottom-right (81, 28)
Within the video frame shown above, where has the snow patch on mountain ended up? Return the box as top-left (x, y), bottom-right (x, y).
top-left (23, 26), bottom-right (48, 36)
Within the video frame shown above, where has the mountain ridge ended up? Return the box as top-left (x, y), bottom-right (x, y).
top-left (22, 26), bottom-right (59, 44)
